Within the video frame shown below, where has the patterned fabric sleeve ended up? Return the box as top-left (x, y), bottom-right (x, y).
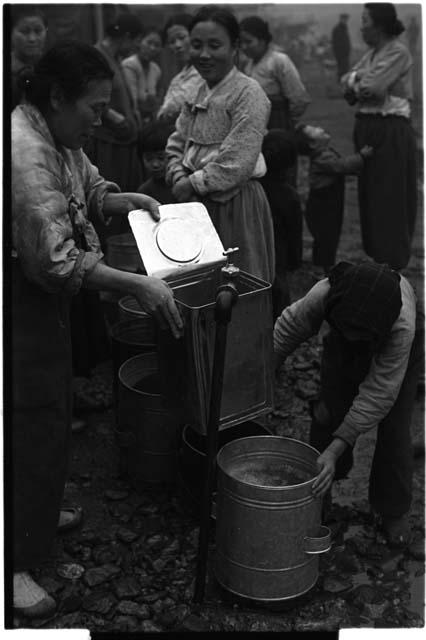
top-left (189, 82), bottom-right (270, 196)
top-left (12, 128), bottom-right (103, 295)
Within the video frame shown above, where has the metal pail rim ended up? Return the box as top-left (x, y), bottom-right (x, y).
top-left (216, 435), bottom-right (320, 490)
top-left (118, 352), bottom-right (160, 397)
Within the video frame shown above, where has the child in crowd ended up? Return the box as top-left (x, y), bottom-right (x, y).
top-left (295, 123), bottom-right (373, 277)
top-left (260, 129), bottom-right (303, 318)
top-left (137, 122), bottom-right (177, 203)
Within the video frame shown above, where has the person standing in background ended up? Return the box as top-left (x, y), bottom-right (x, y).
top-left (86, 13), bottom-right (142, 223)
top-left (260, 129), bottom-right (303, 317)
top-left (122, 26), bottom-right (163, 129)
top-left (157, 13), bottom-right (204, 125)
top-left (331, 13), bottom-right (351, 82)
top-left (341, 2), bottom-right (417, 271)
top-left (239, 15), bottom-right (310, 131)
top-left (10, 6), bottom-right (47, 111)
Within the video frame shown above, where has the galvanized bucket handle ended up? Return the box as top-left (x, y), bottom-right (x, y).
top-left (303, 525), bottom-right (331, 554)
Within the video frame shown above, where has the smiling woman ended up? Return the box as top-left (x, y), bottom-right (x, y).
top-left (166, 5), bottom-right (275, 282)
top-left (10, 41), bottom-right (183, 620)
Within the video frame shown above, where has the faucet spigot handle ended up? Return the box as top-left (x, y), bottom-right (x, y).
top-left (222, 247), bottom-right (240, 278)
top-left (223, 247), bottom-right (239, 264)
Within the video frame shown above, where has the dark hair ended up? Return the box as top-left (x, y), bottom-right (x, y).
top-left (11, 5), bottom-right (47, 29)
top-left (140, 25), bottom-right (162, 40)
top-left (189, 5), bottom-right (239, 46)
top-left (138, 122), bottom-right (175, 156)
top-left (239, 16), bottom-right (272, 43)
top-left (162, 13), bottom-right (193, 44)
top-left (105, 12), bottom-right (143, 39)
top-left (364, 3), bottom-right (405, 36)
top-left (262, 129), bottom-right (297, 172)
top-left (22, 41), bottom-right (113, 113)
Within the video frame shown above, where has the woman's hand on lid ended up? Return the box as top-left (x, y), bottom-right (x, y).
top-left (126, 193), bottom-right (161, 221)
top-left (133, 275), bottom-right (184, 339)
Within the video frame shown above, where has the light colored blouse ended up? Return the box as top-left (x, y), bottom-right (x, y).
top-left (243, 44), bottom-right (310, 120)
top-left (342, 38), bottom-right (413, 118)
top-left (166, 67), bottom-right (270, 203)
top-left (121, 54), bottom-right (162, 114)
top-left (274, 276), bottom-right (417, 448)
top-left (157, 65), bottom-right (204, 123)
top-left (12, 104), bottom-right (119, 294)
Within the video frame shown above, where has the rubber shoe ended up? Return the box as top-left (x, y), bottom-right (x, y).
top-left (57, 506), bottom-right (83, 532)
top-left (14, 572), bottom-right (56, 618)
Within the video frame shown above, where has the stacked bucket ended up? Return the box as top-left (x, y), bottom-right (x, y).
top-left (105, 234), bottom-right (180, 489)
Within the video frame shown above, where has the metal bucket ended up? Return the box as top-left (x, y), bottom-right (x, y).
top-left (117, 352), bottom-right (180, 486)
top-left (110, 319), bottom-right (157, 407)
top-left (118, 295), bottom-right (157, 337)
top-left (105, 233), bottom-right (144, 273)
top-left (179, 421), bottom-right (272, 504)
top-left (214, 436), bottom-right (331, 602)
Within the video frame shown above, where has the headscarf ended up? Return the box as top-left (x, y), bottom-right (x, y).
top-left (324, 261), bottom-right (402, 347)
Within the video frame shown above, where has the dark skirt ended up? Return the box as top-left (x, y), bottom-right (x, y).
top-left (11, 260), bottom-right (72, 570)
top-left (354, 114), bottom-right (417, 270)
top-left (267, 96), bottom-right (292, 131)
top-left (71, 289), bottom-right (111, 378)
top-left (202, 180), bottom-right (275, 283)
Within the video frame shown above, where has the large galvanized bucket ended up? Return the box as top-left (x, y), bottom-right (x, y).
top-left (117, 352), bottom-right (180, 486)
top-left (214, 436), bottom-right (331, 601)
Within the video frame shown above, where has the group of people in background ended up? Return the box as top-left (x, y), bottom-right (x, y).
top-left (9, 2), bottom-right (423, 621)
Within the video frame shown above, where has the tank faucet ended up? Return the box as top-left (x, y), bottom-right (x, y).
top-left (222, 247), bottom-right (240, 280)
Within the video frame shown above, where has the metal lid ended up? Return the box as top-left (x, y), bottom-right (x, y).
top-left (128, 202), bottom-right (226, 279)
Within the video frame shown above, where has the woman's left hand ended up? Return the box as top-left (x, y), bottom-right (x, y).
top-left (172, 177), bottom-right (197, 203)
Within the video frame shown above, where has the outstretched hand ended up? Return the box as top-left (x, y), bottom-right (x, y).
top-left (312, 449), bottom-right (337, 497)
top-left (311, 437), bottom-right (348, 498)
